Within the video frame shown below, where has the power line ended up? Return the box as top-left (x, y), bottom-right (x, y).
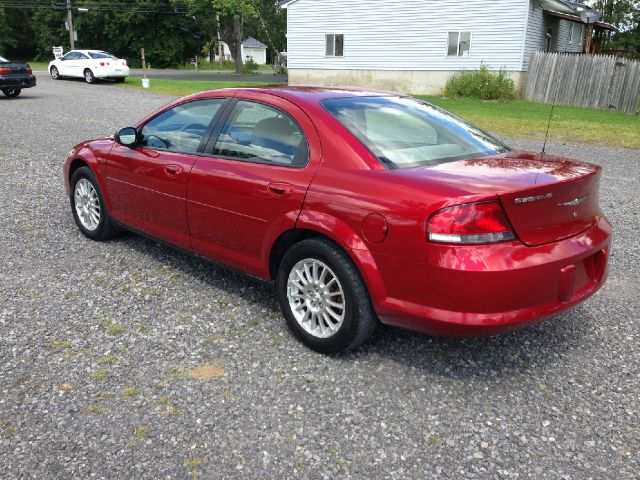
top-left (0, 1), bottom-right (192, 13)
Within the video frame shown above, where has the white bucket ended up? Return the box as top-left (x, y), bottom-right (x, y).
top-left (141, 78), bottom-right (150, 89)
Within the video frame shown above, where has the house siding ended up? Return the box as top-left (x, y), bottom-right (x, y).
top-left (286, 0), bottom-right (530, 72)
top-left (551, 19), bottom-right (584, 53)
top-left (523, 1), bottom-right (547, 69)
top-left (523, 2), bottom-right (584, 69)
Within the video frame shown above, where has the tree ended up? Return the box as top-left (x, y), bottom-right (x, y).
top-left (0, 8), bottom-right (16, 55)
top-left (244, 0), bottom-right (286, 63)
top-left (213, 0), bottom-right (258, 73)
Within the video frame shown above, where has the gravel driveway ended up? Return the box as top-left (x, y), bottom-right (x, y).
top-left (0, 77), bottom-right (638, 479)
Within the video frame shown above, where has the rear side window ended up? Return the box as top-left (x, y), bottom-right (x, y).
top-left (89, 52), bottom-right (116, 59)
top-left (213, 100), bottom-right (308, 167)
top-left (140, 99), bottom-right (225, 154)
top-left (323, 96), bottom-right (509, 168)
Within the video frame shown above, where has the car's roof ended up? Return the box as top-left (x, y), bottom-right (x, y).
top-left (189, 85), bottom-right (400, 104)
top-left (71, 50), bottom-right (110, 54)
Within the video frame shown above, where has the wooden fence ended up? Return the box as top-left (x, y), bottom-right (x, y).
top-left (524, 51), bottom-right (640, 114)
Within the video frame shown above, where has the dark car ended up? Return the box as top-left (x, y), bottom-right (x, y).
top-left (0, 56), bottom-right (36, 98)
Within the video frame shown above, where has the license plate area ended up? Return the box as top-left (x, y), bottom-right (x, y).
top-left (558, 248), bottom-right (608, 302)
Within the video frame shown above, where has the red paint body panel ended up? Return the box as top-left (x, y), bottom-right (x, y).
top-left (105, 145), bottom-right (197, 249)
top-left (63, 86), bottom-right (613, 338)
top-left (187, 91), bottom-right (322, 277)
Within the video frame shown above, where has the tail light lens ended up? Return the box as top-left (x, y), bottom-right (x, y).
top-left (123, 60), bottom-right (127, 66)
top-left (0, 67), bottom-right (11, 75)
top-left (100, 62), bottom-right (105, 66)
top-left (26, 66), bottom-right (32, 74)
top-left (427, 201), bottom-right (515, 244)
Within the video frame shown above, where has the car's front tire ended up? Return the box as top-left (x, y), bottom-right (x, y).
top-left (84, 69), bottom-right (96, 84)
top-left (2, 88), bottom-right (21, 98)
top-left (70, 166), bottom-right (119, 241)
top-left (277, 238), bottom-right (378, 354)
top-left (50, 66), bottom-right (59, 80)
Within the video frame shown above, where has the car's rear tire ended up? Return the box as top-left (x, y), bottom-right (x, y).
top-left (114, 77), bottom-right (125, 83)
top-left (70, 166), bottom-right (119, 241)
top-left (84, 69), bottom-right (96, 84)
top-left (50, 66), bottom-right (59, 80)
top-left (2, 88), bottom-right (21, 98)
top-left (276, 237), bottom-right (378, 354)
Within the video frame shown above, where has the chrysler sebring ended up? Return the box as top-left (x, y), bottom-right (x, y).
top-left (63, 87), bottom-right (612, 353)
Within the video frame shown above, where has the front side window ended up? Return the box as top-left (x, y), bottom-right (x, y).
top-left (447, 31), bottom-right (471, 57)
top-left (323, 96), bottom-right (509, 169)
top-left (140, 99), bottom-right (225, 154)
top-left (325, 34), bottom-right (344, 57)
top-left (62, 52), bottom-right (77, 61)
top-left (213, 100), bottom-right (308, 167)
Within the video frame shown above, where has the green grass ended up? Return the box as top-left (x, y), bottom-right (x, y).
top-left (418, 96), bottom-right (640, 150)
top-left (115, 76), bottom-right (282, 96)
top-left (176, 60), bottom-right (275, 72)
top-left (25, 61), bottom-right (50, 70)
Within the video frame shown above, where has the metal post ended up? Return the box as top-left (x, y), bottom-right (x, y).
top-left (66, 0), bottom-right (75, 50)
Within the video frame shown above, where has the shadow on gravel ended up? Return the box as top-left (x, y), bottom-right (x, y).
top-left (119, 231), bottom-right (592, 379)
top-left (0, 94), bottom-right (44, 101)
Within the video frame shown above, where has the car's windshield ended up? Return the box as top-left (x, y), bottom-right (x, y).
top-left (0, 56), bottom-right (8, 63)
top-left (89, 52), bottom-right (115, 59)
top-left (322, 96), bottom-right (510, 169)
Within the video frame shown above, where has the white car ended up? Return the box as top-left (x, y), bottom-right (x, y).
top-left (48, 50), bottom-right (129, 84)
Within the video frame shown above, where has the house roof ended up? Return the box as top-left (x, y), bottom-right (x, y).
top-left (540, 0), bottom-right (618, 32)
top-left (242, 37), bottom-right (267, 49)
top-left (278, 0), bottom-right (298, 8)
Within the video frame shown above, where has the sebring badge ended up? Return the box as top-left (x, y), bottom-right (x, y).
top-left (558, 196), bottom-right (588, 207)
top-left (515, 193), bottom-right (553, 204)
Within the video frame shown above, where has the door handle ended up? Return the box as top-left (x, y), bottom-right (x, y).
top-left (267, 182), bottom-right (294, 198)
top-left (165, 164), bottom-right (183, 176)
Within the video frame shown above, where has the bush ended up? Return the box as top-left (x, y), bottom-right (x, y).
top-left (244, 58), bottom-right (259, 74)
top-left (444, 65), bottom-right (517, 100)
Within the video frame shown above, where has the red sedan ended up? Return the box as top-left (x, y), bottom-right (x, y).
top-left (64, 87), bottom-right (612, 353)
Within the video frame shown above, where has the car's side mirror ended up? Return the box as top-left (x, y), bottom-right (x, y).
top-left (115, 127), bottom-right (139, 147)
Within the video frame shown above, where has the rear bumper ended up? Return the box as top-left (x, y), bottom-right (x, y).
top-left (371, 216), bottom-right (612, 337)
top-left (0, 75), bottom-right (36, 89)
top-left (94, 67), bottom-right (129, 78)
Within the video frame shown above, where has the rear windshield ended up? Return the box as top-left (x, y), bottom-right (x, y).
top-left (0, 56), bottom-right (8, 63)
top-left (322, 96), bottom-right (509, 169)
top-left (89, 52), bottom-right (115, 59)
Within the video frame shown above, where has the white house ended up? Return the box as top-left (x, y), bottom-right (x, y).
top-left (215, 37), bottom-right (269, 65)
top-left (280, 0), bottom-right (616, 94)
top-left (242, 37), bottom-right (268, 64)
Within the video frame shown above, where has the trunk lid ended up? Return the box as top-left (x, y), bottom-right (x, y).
top-left (403, 150), bottom-right (602, 246)
top-left (0, 63), bottom-right (30, 75)
top-left (498, 166), bottom-right (600, 246)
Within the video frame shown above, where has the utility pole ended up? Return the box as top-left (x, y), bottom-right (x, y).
top-left (66, 0), bottom-right (75, 50)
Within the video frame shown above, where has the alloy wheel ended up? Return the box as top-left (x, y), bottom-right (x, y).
top-left (287, 258), bottom-right (346, 338)
top-left (74, 178), bottom-right (101, 231)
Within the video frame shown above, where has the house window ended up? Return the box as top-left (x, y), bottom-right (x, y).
top-left (325, 34), bottom-right (344, 57)
top-left (447, 31), bottom-right (471, 57)
top-left (569, 23), bottom-right (574, 43)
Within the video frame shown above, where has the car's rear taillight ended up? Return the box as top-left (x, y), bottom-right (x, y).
top-left (122, 60), bottom-right (127, 66)
top-left (427, 201), bottom-right (515, 244)
top-left (0, 67), bottom-right (11, 75)
top-left (100, 62), bottom-right (105, 66)
top-left (26, 66), bottom-right (32, 74)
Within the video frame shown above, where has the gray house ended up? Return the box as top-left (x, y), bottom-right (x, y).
top-left (280, 0), bottom-right (616, 94)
